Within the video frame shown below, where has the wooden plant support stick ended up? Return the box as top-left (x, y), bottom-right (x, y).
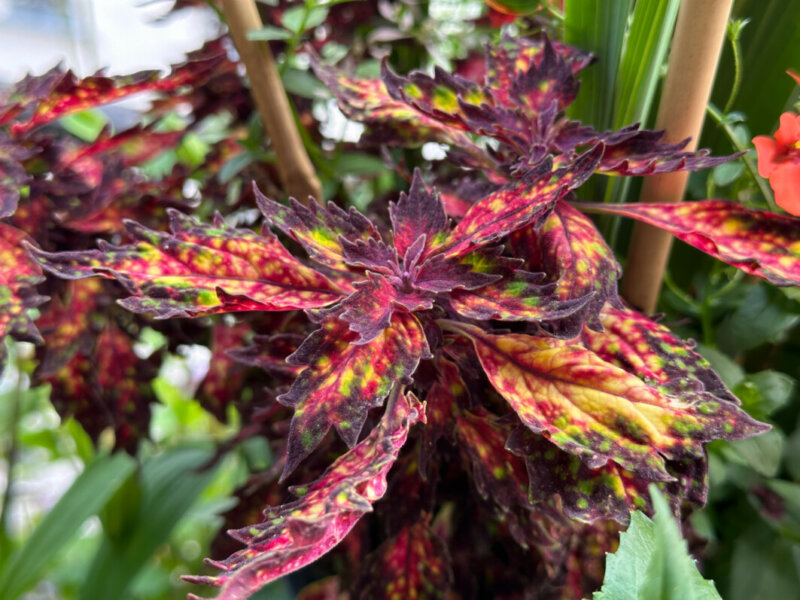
top-left (221, 0), bottom-right (322, 202)
top-left (620, 0), bottom-right (733, 314)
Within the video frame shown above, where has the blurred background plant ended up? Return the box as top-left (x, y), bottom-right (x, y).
top-left (0, 0), bottom-right (798, 598)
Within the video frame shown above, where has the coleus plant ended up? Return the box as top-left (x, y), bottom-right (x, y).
top-left (4, 30), bottom-right (800, 600)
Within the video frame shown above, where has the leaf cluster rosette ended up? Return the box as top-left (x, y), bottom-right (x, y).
top-left (6, 31), bottom-right (800, 600)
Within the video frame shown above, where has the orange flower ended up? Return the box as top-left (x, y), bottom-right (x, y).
top-left (753, 112), bottom-right (800, 216)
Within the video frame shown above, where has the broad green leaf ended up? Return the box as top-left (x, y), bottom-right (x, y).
top-left (594, 486), bottom-right (722, 600)
top-left (185, 391), bottom-right (423, 600)
top-left (578, 200), bottom-right (800, 286)
top-left (59, 109), bottom-right (108, 142)
top-left (280, 5), bottom-right (329, 34)
top-left (0, 453), bottom-right (136, 600)
top-left (78, 446), bottom-right (219, 600)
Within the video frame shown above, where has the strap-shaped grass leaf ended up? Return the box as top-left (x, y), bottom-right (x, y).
top-left (280, 311), bottom-right (429, 478)
top-left (583, 305), bottom-right (739, 404)
top-left (510, 199), bottom-right (620, 336)
top-left (0, 223), bottom-right (47, 368)
top-left (27, 209), bottom-right (344, 318)
top-left (255, 184), bottom-right (382, 271)
top-left (579, 200), bottom-right (800, 285)
top-left (185, 390), bottom-right (424, 600)
top-left (444, 321), bottom-right (767, 481)
top-left (438, 146), bottom-right (602, 258)
top-left (354, 517), bottom-right (453, 599)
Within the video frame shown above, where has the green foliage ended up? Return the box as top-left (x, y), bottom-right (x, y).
top-left (594, 487), bottom-right (721, 600)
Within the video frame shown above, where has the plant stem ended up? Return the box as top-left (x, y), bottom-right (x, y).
top-left (706, 102), bottom-right (777, 211)
top-left (221, 0), bottom-right (322, 203)
top-left (620, 0), bottom-right (733, 315)
top-left (0, 353), bottom-right (22, 553)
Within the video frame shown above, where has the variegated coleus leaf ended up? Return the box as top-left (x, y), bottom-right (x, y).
top-left (420, 356), bottom-right (465, 467)
top-left (389, 168), bottom-right (449, 258)
top-left (0, 223), bottom-right (47, 368)
top-left (381, 36), bottom-right (581, 160)
top-left (184, 389), bottom-right (424, 600)
top-left (310, 52), bottom-right (489, 167)
top-left (443, 321), bottom-right (768, 482)
top-left (354, 517), bottom-right (454, 600)
top-left (578, 200), bottom-right (800, 285)
top-left (447, 252), bottom-right (590, 324)
top-left (456, 406), bottom-right (565, 554)
top-left (43, 322), bottom-right (155, 453)
top-left (26, 209), bottom-right (344, 318)
top-left (0, 133), bottom-right (35, 218)
top-left (506, 426), bottom-right (707, 525)
top-left (510, 199), bottom-right (620, 337)
top-left (582, 304), bottom-right (739, 404)
top-left (555, 123), bottom-right (742, 176)
top-left (437, 147), bottom-right (602, 258)
top-left (35, 279), bottom-right (102, 378)
top-left (279, 311), bottom-right (430, 479)
top-left (254, 184), bottom-right (382, 272)
top-left (0, 40), bottom-right (225, 136)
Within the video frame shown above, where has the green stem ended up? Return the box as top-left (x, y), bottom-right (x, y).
top-left (0, 352), bottom-right (22, 553)
top-left (706, 102), bottom-right (777, 211)
top-left (662, 270), bottom-right (700, 312)
top-left (723, 22), bottom-right (744, 114)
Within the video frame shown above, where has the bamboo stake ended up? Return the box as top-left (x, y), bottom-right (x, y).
top-left (620, 0), bottom-right (733, 314)
top-left (221, 0), bottom-right (322, 202)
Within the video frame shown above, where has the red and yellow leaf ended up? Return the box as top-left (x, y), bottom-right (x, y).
top-left (444, 321), bottom-right (768, 481)
top-left (3, 41), bottom-right (225, 136)
top-left (255, 185), bottom-right (381, 271)
top-left (185, 389), bottom-right (424, 600)
top-left (456, 407), bottom-right (564, 552)
top-left (0, 223), bottom-right (47, 367)
top-left (507, 427), bottom-right (705, 524)
top-left (354, 517), bottom-right (453, 600)
top-left (27, 209), bottom-right (344, 318)
top-left (280, 312), bottom-right (430, 478)
top-left (578, 200), bottom-right (800, 285)
top-left (43, 322), bottom-right (154, 453)
top-left (437, 147), bottom-right (602, 259)
top-left (311, 54), bottom-right (486, 161)
top-left (510, 199), bottom-right (620, 336)
top-left (389, 169), bottom-right (449, 258)
top-left (582, 304), bottom-right (739, 404)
